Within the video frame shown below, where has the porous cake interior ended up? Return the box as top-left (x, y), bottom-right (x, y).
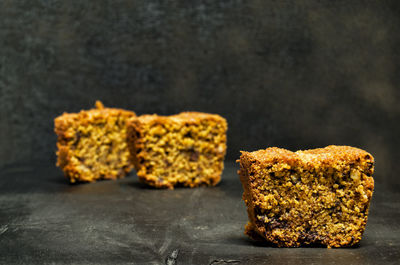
top-left (56, 108), bottom-right (134, 183)
top-left (131, 115), bottom-right (227, 188)
top-left (70, 118), bottom-right (129, 179)
top-left (240, 147), bottom-right (374, 247)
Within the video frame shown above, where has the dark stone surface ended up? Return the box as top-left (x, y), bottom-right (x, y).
top-left (1, 0), bottom-right (400, 190)
top-left (0, 162), bottom-right (399, 265)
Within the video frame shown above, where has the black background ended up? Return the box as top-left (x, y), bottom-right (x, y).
top-left (1, 0), bottom-right (400, 189)
top-left (1, 2), bottom-right (400, 264)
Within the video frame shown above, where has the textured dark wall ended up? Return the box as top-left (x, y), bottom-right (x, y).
top-left (1, 1), bottom-right (400, 187)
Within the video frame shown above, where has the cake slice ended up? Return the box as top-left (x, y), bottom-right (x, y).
top-left (55, 101), bottom-right (136, 183)
top-left (127, 112), bottom-right (227, 189)
top-left (238, 145), bottom-right (374, 247)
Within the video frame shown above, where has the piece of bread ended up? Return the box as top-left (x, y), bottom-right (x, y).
top-left (55, 101), bottom-right (136, 183)
top-left (127, 112), bottom-right (227, 189)
top-left (237, 145), bottom-right (374, 247)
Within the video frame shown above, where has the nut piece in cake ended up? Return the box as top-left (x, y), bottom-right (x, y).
top-left (237, 145), bottom-right (374, 247)
top-left (127, 112), bottom-right (227, 189)
top-left (55, 101), bottom-right (136, 183)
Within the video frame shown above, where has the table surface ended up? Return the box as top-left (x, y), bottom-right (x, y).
top-left (0, 162), bottom-right (399, 265)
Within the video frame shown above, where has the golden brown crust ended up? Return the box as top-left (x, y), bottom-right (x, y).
top-left (242, 146), bottom-right (374, 171)
top-left (238, 145), bottom-right (374, 248)
top-left (127, 112), bottom-right (227, 189)
top-left (54, 101), bottom-right (136, 183)
top-left (131, 112), bottom-right (226, 126)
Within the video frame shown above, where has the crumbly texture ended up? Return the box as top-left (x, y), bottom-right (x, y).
top-left (127, 112), bottom-right (227, 189)
top-left (238, 145), bottom-right (374, 248)
top-left (55, 101), bottom-right (136, 183)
